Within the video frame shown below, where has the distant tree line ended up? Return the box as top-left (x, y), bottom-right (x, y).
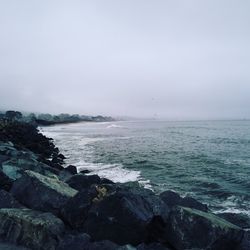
top-left (0, 110), bottom-right (114, 126)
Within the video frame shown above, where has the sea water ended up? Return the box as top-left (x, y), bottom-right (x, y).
top-left (41, 120), bottom-right (250, 217)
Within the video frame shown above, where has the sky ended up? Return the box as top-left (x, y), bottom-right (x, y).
top-left (0, 0), bottom-right (250, 119)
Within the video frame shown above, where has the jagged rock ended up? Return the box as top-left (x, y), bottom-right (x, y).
top-left (217, 212), bottom-right (250, 229)
top-left (57, 233), bottom-right (120, 250)
top-left (66, 174), bottom-right (101, 191)
top-left (0, 170), bottom-right (13, 191)
top-left (0, 142), bottom-right (38, 160)
top-left (82, 188), bottom-right (168, 246)
top-left (65, 165), bottom-right (78, 175)
top-left (137, 243), bottom-right (170, 250)
top-left (165, 206), bottom-right (244, 250)
top-left (0, 154), bottom-right (10, 165)
top-left (160, 190), bottom-right (181, 209)
top-left (0, 190), bottom-right (24, 208)
top-left (160, 190), bottom-right (208, 212)
top-left (100, 177), bottom-right (114, 185)
top-left (61, 186), bottom-right (97, 229)
top-left (180, 196), bottom-right (208, 212)
top-left (117, 245), bottom-right (136, 250)
top-left (57, 233), bottom-right (91, 250)
top-left (0, 242), bottom-right (30, 250)
top-left (11, 170), bottom-right (77, 215)
top-left (1, 158), bottom-right (59, 181)
top-left (237, 231), bottom-right (250, 250)
top-left (86, 240), bottom-right (119, 250)
top-left (58, 169), bottom-right (73, 182)
top-left (0, 208), bottom-right (65, 250)
top-left (80, 169), bottom-right (91, 174)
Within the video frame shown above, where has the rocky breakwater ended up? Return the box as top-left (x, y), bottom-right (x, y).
top-left (0, 122), bottom-right (249, 249)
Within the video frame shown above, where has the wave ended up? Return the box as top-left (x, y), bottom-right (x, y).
top-left (106, 124), bottom-right (125, 129)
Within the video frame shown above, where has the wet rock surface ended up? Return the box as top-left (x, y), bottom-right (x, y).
top-left (0, 208), bottom-right (65, 250)
top-left (11, 170), bottom-right (77, 215)
top-left (0, 189), bottom-right (24, 208)
top-left (165, 206), bottom-right (244, 250)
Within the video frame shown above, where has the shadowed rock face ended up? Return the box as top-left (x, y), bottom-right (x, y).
top-left (10, 170), bottom-right (77, 215)
top-left (0, 190), bottom-right (24, 209)
top-left (0, 170), bottom-right (13, 191)
top-left (0, 208), bottom-right (65, 250)
top-left (82, 189), bottom-right (168, 246)
top-left (160, 190), bottom-right (208, 212)
top-left (0, 243), bottom-right (30, 250)
top-left (66, 174), bottom-right (101, 191)
top-left (165, 206), bottom-right (244, 250)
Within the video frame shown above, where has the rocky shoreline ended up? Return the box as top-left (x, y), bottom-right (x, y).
top-left (0, 120), bottom-right (249, 249)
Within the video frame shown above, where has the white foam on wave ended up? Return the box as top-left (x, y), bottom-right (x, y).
top-left (215, 208), bottom-right (250, 217)
top-left (77, 162), bottom-right (141, 183)
top-left (106, 124), bottom-right (125, 129)
top-left (41, 125), bottom-right (151, 188)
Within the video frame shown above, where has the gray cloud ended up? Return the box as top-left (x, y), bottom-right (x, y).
top-left (0, 0), bottom-right (250, 119)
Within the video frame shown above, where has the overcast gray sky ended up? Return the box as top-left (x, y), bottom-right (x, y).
top-left (0, 0), bottom-right (249, 119)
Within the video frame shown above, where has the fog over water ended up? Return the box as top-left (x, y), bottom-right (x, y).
top-left (0, 1), bottom-right (250, 119)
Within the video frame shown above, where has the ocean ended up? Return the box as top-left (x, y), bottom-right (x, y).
top-left (41, 120), bottom-right (250, 217)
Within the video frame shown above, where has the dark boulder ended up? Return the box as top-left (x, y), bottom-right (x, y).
top-left (61, 186), bottom-right (98, 229)
top-left (82, 188), bottom-right (168, 246)
top-left (66, 174), bottom-right (101, 191)
top-left (85, 240), bottom-right (119, 250)
top-left (159, 190), bottom-right (181, 209)
top-left (0, 242), bottom-right (30, 250)
top-left (0, 189), bottom-right (24, 208)
top-left (217, 212), bottom-right (250, 229)
top-left (11, 170), bottom-right (77, 215)
top-left (0, 154), bottom-right (10, 165)
top-left (0, 170), bottom-right (13, 191)
top-left (1, 158), bottom-right (59, 180)
top-left (137, 243), bottom-right (170, 250)
top-left (57, 233), bottom-right (91, 250)
top-left (57, 233), bottom-right (120, 250)
top-left (100, 177), bottom-right (114, 185)
top-left (237, 231), bottom-right (250, 250)
top-left (160, 190), bottom-right (208, 212)
top-left (65, 165), bottom-right (78, 175)
top-left (0, 208), bottom-right (65, 250)
top-left (58, 169), bottom-right (74, 182)
top-left (80, 169), bottom-right (91, 174)
top-left (165, 206), bottom-right (244, 250)
top-left (180, 196), bottom-right (208, 212)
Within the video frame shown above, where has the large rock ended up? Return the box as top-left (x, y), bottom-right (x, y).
top-left (1, 158), bottom-right (59, 181)
top-left (0, 242), bottom-right (30, 250)
top-left (11, 170), bottom-right (77, 215)
top-left (0, 170), bottom-right (13, 191)
top-left (217, 212), bottom-right (250, 229)
top-left (165, 206), bottom-right (244, 250)
top-left (0, 208), bottom-right (65, 250)
top-left (61, 186), bottom-right (97, 229)
top-left (0, 190), bottom-right (24, 208)
top-left (66, 174), bottom-right (101, 191)
top-left (57, 233), bottom-right (120, 250)
top-left (237, 231), bottom-right (250, 250)
top-left (160, 190), bottom-right (208, 212)
top-left (0, 154), bottom-right (10, 165)
top-left (137, 243), bottom-right (170, 250)
top-left (82, 188), bottom-right (168, 246)
top-left (0, 142), bottom-right (38, 161)
top-left (86, 240), bottom-right (119, 250)
top-left (65, 165), bottom-right (78, 175)
top-left (57, 233), bottom-right (91, 250)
